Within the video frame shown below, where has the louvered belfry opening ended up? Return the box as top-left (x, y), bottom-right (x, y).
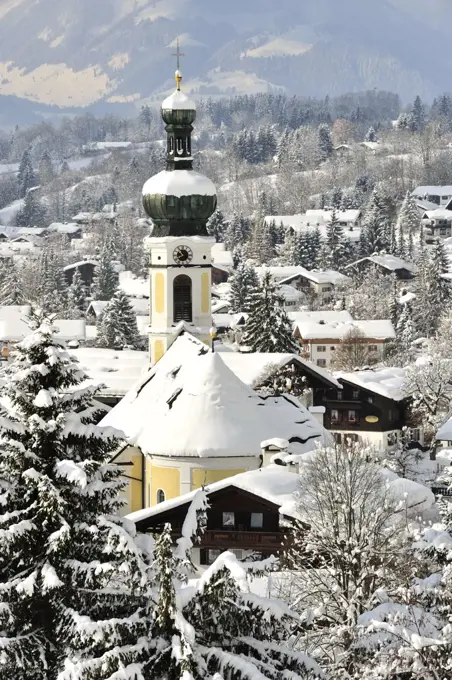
top-left (173, 274), bottom-right (192, 323)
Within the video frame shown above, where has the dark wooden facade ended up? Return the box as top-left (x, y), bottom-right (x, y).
top-left (133, 486), bottom-right (286, 565)
top-left (64, 262), bottom-right (96, 287)
top-left (313, 378), bottom-right (408, 435)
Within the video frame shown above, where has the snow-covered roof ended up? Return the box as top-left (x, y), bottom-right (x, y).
top-left (347, 255), bottom-right (416, 273)
top-left (142, 170), bottom-right (216, 198)
top-left (422, 209), bottom-right (452, 220)
top-left (264, 210), bottom-right (361, 232)
top-left (254, 266), bottom-right (310, 282)
top-left (127, 466), bottom-right (300, 524)
top-left (127, 462), bottom-right (434, 525)
top-left (162, 89), bottom-right (196, 111)
top-left (278, 284), bottom-right (304, 302)
top-left (71, 347), bottom-right (149, 398)
top-left (336, 367), bottom-right (408, 402)
top-left (413, 185), bottom-right (452, 197)
top-left (63, 260), bottom-right (97, 271)
top-left (436, 417), bottom-right (452, 442)
top-left (289, 310), bottom-right (354, 324)
top-left (118, 271), bottom-right (149, 298)
top-left (279, 268), bottom-right (349, 286)
top-left (220, 352), bottom-right (341, 389)
top-left (100, 335), bottom-right (330, 458)
top-left (0, 317), bottom-right (86, 343)
top-left (294, 317), bottom-right (395, 341)
top-left (48, 222), bottom-right (82, 234)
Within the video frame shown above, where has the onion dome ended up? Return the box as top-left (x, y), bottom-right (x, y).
top-left (142, 68), bottom-right (217, 237)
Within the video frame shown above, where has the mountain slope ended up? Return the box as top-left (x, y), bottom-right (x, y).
top-left (0, 0), bottom-right (450, 111)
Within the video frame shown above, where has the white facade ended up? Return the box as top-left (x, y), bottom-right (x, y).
top-left (331, 427), bottom-right (423, 451)
top-left (305, 339), bottom-right (386, 368)
top-left (147, 235), bottom-right (214, 364)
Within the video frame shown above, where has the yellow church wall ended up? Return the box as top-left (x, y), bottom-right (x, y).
top-left (153, 339), bottom-right (165, 363)
top-left (201, 272), bottom-right (210, 314)
top-left (151, 464), bottom-right (181, 505)
top-left (191, 468), bottom-right (245, 489)
top-left (154, 272), bottom-right (165, 314)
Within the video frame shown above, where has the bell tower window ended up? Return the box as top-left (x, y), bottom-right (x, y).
top-left (173, 274), bottom-right (192, 323)
top-left (176, 137), bottom-right (183, 155)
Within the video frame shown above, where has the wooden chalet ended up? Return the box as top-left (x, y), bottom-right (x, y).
top-left (128, 467), bottom-right (299, 566)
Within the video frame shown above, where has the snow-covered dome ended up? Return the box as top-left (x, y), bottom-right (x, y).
top-left (142, 169), bottom-right (216, 199)
top-left (162, 89), bottom-right (196, 112)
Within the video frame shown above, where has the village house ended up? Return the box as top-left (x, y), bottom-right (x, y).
top-left (278, 268), bottom-right (350, 305)
top-left (313, 366), bottom-right (423, 451)
top-left (422, 209), bottom-right (452, 242)
top-left (345, 254), bottom-right (416, 280)
top-left (291, 310), bottom-right (396, 368)
top-left (412, 185), bottom-right (452, 208)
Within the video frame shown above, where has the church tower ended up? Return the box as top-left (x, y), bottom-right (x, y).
top-left (142, 58), bottom-right (217, 365)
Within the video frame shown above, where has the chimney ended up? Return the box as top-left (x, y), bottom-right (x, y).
top-left (309, 405), bottom-right (326, 427)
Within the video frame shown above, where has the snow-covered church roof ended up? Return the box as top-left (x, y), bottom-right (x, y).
top-left (100, 334), bottom-right (330, 459)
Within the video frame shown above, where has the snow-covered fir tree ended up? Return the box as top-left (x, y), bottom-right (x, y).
top-left (65, 268), bottom-right (86, 319)
top-left (0, 258), bottom-right (24, 305)
top-left (15, 189), bottom-right (47, 228)
top-left (241, 272), bottom-right (299, 353)
top-left (324, 208), bottom-right (352, 271)
top-left (18, 148), bottom-right (36, 198)
top-left (0, 313), bottom-right (154, 679)
top-left (397, 191), bottom-right (420, 257)
top-left (206, 209), bottom-right (228, 242)
top-left (247, 219), bottom-right (275, 264)
top-left (97, 289), bottom-right (141, 349)
top-left (229, 262), bottom-right (260, 313)
top-left (318, 123), bottom-right (333, 162)
top-left (91, 240), bottom-right (118, 302)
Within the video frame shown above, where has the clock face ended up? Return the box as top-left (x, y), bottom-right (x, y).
top-left (173, 245), bottom-right (193, 264)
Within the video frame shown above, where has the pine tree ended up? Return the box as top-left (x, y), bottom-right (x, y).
top-left (317, 123), bottom-right (333, 162)
top-left (15, 190), bottom-right (47, 228)
top-left (38, 151), bottom-right (55, 186)
top-left (91, 241), bottom-right (118, 301)
top-left (229, 262), bottom-right (260, 313)
top-left (18, 148), bottom-right (36, 198)
top-left (66, 268), bottom-right (86, 318)
top-left (97, 289), bottom-right (141, 349)
top-left (396, 303), bottom-right (416, 353)
top-left (206, 209), bottom-right (227, 243)
top-left (0, 259), bottom-right (24, 305)
top-left (412, 94), bottom-right (425, 132)
top-left (325, 208), bottom-right (348, 270)
top-left (397, 191), bottom-right (420, 259)
top-left (248, 219), bottom-right (275, 264)
top-left (241, 273), bottom-right (299, 353)
top-left (0, 313), bottom-right (154, 678)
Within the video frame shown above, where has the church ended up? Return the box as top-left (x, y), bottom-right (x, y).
top-left (101, 63), bottom-right (331, 513)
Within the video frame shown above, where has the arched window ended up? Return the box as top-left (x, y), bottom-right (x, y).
top-left (176, 137), bottom-right (183, 155)
top-left (156, 489), bottom-right (165, 504)
top-left (173, 275), bottom-right (192, 323)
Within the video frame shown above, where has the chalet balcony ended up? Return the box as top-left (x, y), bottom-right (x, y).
top-left (171, 529), bottom-right (283, 551)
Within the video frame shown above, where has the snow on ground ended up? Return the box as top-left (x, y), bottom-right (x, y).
top-left (0, 198), bottom-right (24, 225)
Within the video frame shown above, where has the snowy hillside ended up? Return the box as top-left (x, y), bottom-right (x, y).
top-left (0, 0), bottom-right (451, 118)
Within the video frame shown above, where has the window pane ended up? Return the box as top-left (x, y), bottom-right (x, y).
top-left (250, 512), bottom-right (263, 528)
top-left (222, 512), bottom-right (235, 527)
